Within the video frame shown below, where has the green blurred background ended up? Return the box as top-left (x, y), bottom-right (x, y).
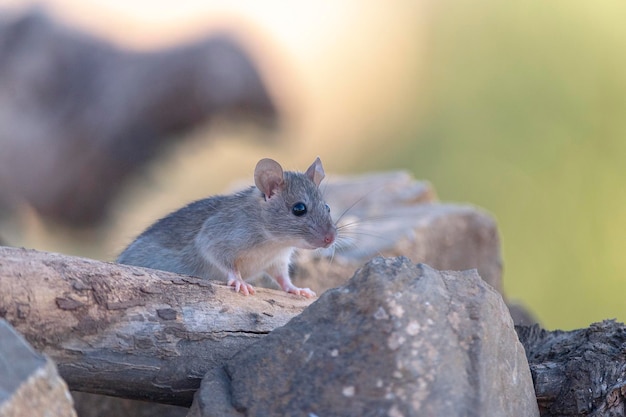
top-left (380, 1), bottom-right (626, 330)
top-left (3, 1), bottom-right (625, 330)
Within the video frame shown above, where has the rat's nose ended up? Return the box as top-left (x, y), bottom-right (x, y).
top-left (323, 231), bottom-right (336, 247)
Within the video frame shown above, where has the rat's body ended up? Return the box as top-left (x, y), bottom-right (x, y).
top-left (117, 158), bottom-right (336, 296)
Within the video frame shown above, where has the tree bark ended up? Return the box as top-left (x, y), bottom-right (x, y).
top-left (0, 246), bottom-right (312, 406)
top-left (516, 321), bottom-right (626, 417)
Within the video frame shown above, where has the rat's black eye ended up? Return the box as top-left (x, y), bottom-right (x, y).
top-left (325, 203), bottom-right (331, 213)
top-left (292, 202), bottom-right (307, 216)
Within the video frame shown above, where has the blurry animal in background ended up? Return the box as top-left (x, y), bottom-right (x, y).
top-left (0, 9), bottom-right (278, 227)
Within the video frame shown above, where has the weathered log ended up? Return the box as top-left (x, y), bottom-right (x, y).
top-left (0, 247), bottom-right (313, 406)
top-left (516, 320), bottom-right (626, 417)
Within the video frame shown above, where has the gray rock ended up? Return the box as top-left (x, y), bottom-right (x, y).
top-left (191, 257), bottom-right (538, 417)
top-left (0, 319), bottom-right (77, 417)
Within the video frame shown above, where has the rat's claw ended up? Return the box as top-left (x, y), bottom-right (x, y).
top-left (283, 284), bottom-right (316, 298)
top-left (244, 283), bottom-right (256, 295)
top-left (298, 287), bottom-right (316, 298)
top-left (274, 275), bottom-right (316, 298)
top-left (227, 277), bottom-right (255, 296)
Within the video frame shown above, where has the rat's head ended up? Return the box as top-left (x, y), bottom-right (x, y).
top-left (254, 157), bottom-right (337, 249)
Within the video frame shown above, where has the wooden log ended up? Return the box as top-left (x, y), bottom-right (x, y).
top-left (516, 320), bottom-right (626, 416)
top-left (0, 247), bottom-right (312, 406)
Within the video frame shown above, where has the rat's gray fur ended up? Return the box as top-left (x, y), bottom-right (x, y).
top-left (117, 160), bottom-right (336, 290)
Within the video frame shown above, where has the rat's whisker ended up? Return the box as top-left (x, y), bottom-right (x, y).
top-left (328, 244), bottom-right (337, 265)
top-left (333, 235), bottom-right (387, 259)
top-left (336, 218), bottom-right (398, 244)
top-left (338, 230), bottom-right (395, 247)
top-left (334, 212), bottom-right (406, 229)
top-left (335, 220), bottom-right (390, 232)
top-left (332, 194), bottom-right (375, 224)
top-left (329, 183), bottom-right (391, 224)
top-left (336, 239), bottom-right (358, 251)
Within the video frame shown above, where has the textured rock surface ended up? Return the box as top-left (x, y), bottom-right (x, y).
top-left (517, 320), bottom-right (626, 417)
top-left (191, 257), bottom-right (538, 417)
top-left (0, 319), bottom-right (77, 417)
top-left (289, 172), bottom-right (504, 295)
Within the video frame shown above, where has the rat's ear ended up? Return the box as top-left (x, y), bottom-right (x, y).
top-left (254, 158), bottom-right (285, 198)
top-left (305, 157), bottom-right (325, 187)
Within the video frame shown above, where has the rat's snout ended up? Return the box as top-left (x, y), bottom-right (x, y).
top-left (322, 227), bottom-right (337, 248)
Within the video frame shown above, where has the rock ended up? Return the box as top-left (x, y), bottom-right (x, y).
top-left (0, 319), bottom-right (77, 417)
top-left (290, 172), bottom-right (504, 295)
top-left (191, 257), bottom-right (539, 417)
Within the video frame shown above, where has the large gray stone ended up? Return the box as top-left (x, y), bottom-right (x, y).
top-left (0, 319), bottom-right (77, 417)
top-left (191, 257), bottom-right (538, 417)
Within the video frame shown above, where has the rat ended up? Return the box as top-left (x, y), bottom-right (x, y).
top-left (117, 157), bottom-right (336, 297)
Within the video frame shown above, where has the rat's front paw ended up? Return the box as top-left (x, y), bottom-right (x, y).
top-left (284, 285), bottom-right (316, 298)
top-left (274, 275), bottom-right (316, 298)
top-left (227, 277), bottom-right (256, 296)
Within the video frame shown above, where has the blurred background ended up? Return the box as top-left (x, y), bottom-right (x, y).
top-left (1, 0), bottom-right (625, 331)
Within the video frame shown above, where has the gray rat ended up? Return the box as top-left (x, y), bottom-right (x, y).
top-left (117, 157), bottom-right (336, 297)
